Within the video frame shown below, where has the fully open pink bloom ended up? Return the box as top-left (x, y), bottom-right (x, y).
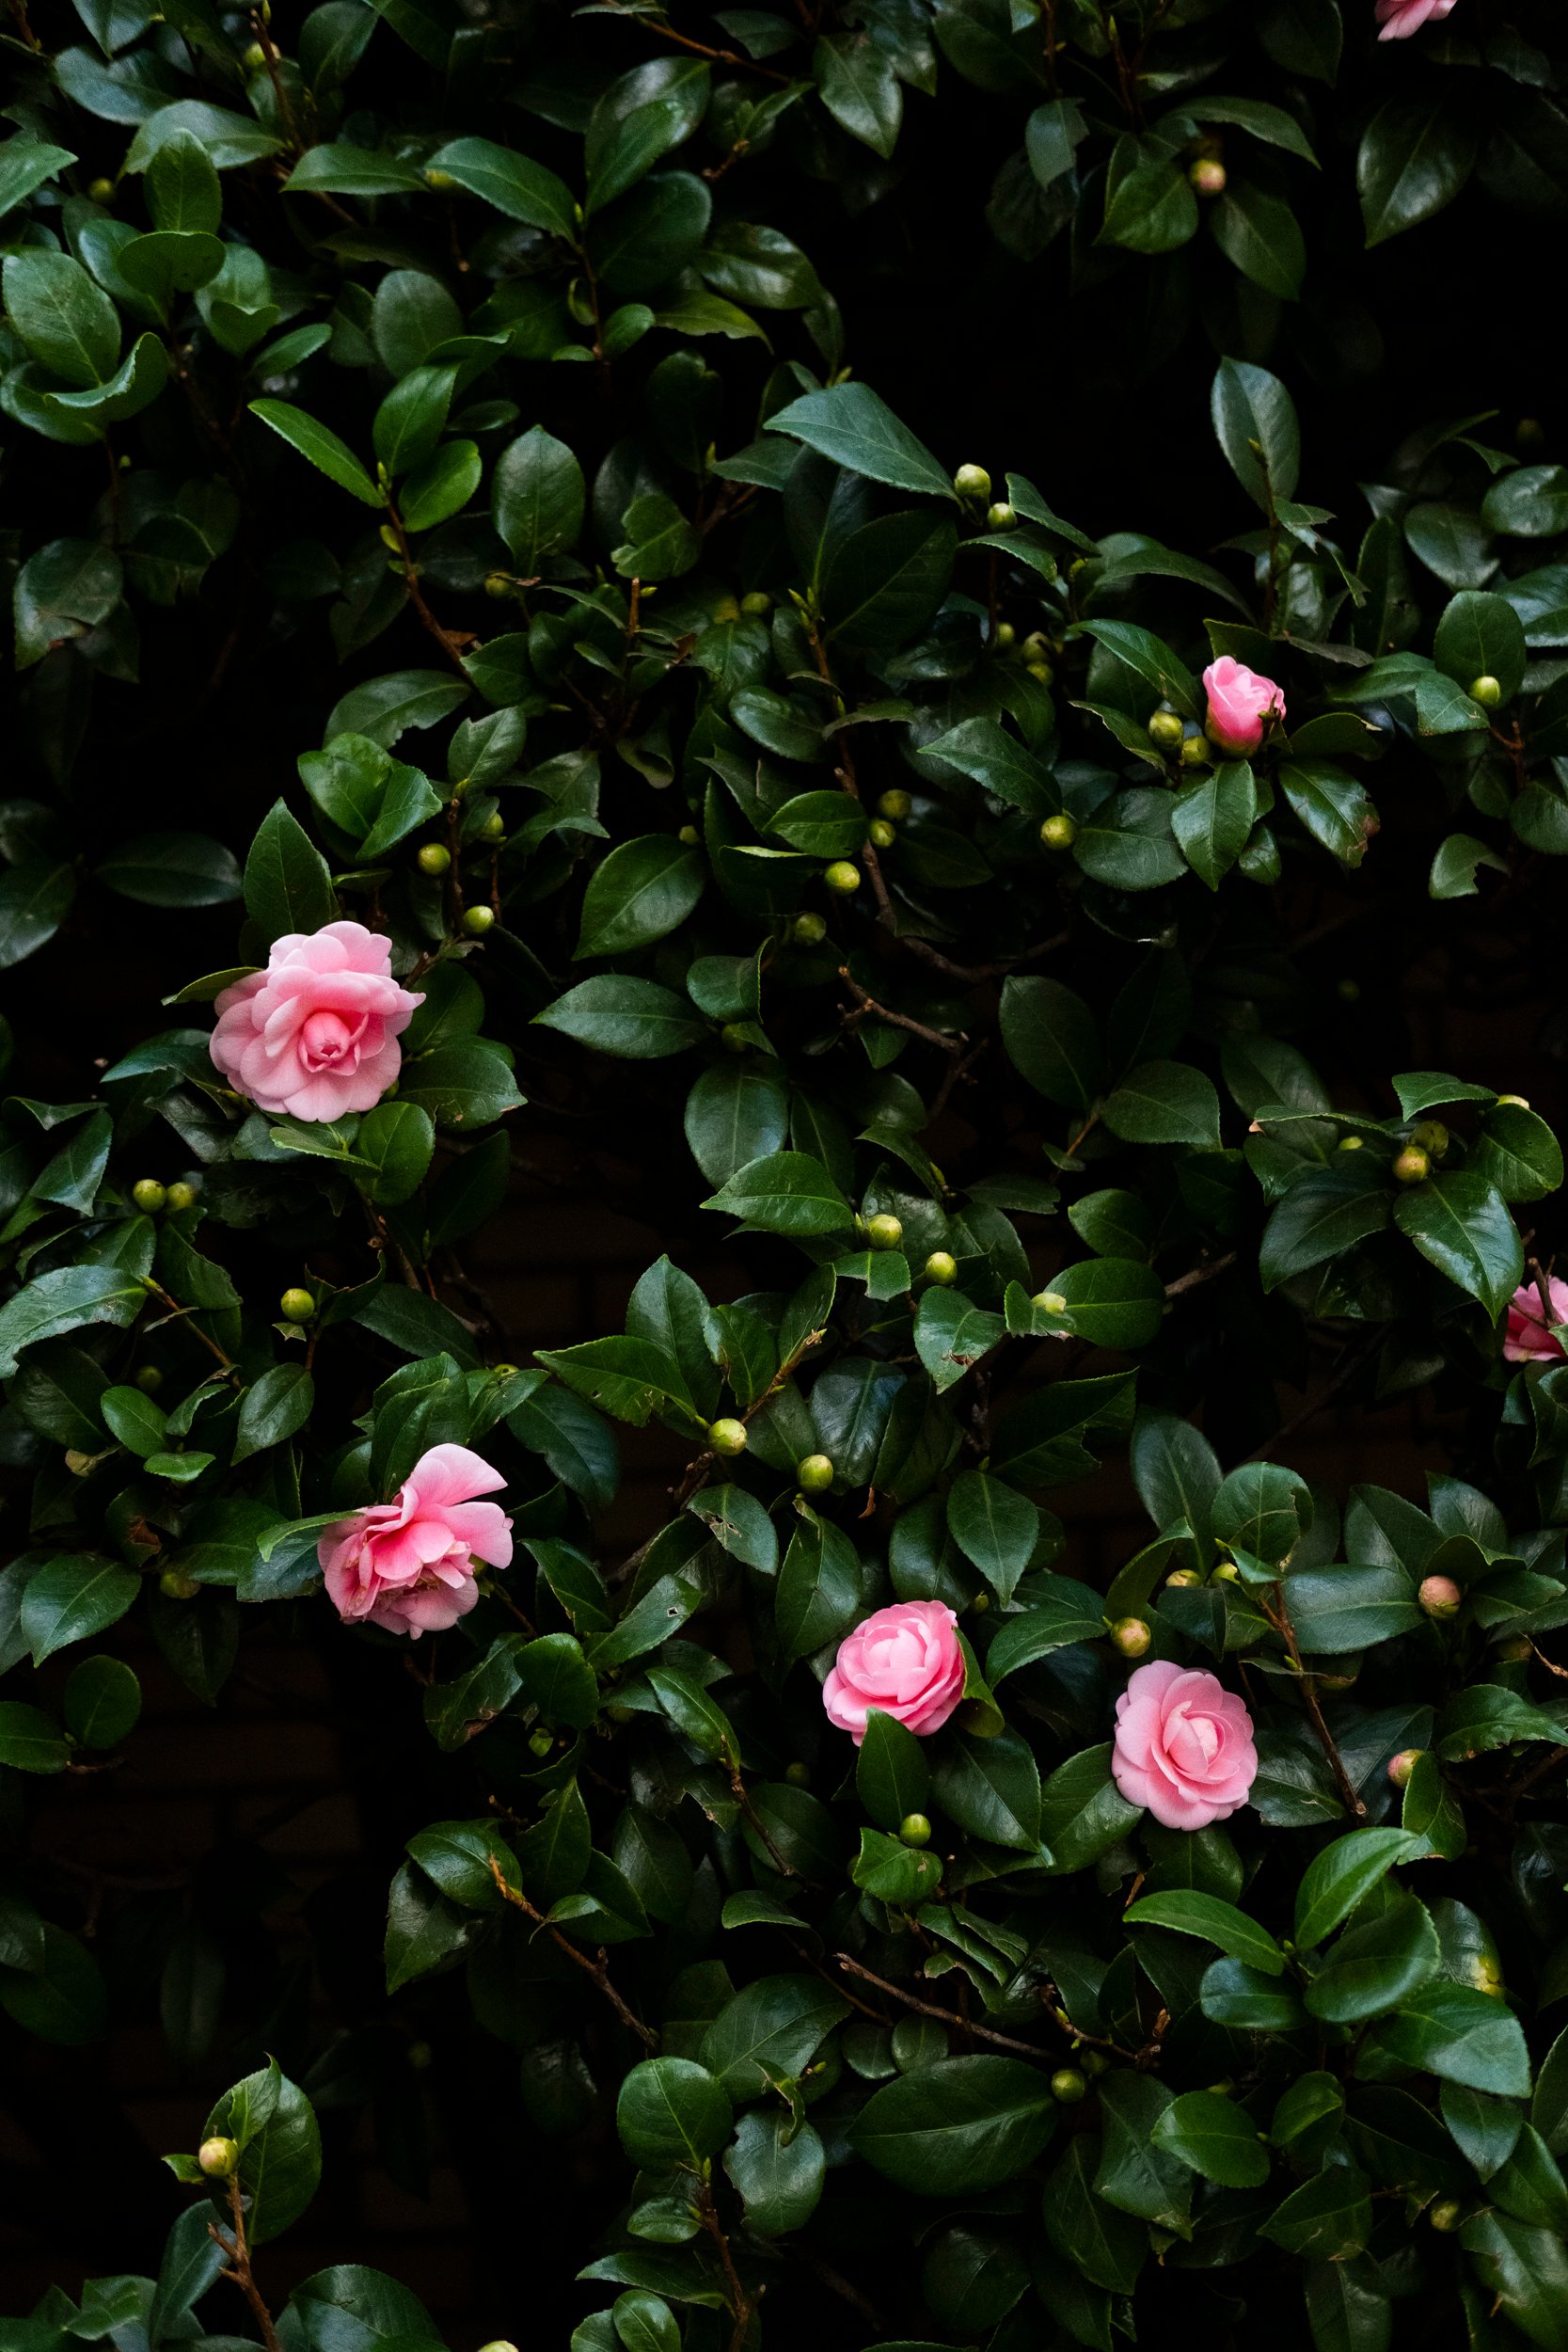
top-left (823, 1600), bottom-right (964, 1745)
top-left (1502, 1276), bottom-right (1568, 1364)
top-left (1112, 1661), bottom-right (1257, 1831)
top-left (1375, 0), bottom-right (1457, 38)
top-left (319, 1444), bottom-right (513, 1638)
top-left (210, 920), bottom-right (423, 1122)
top-left (1203, 657), bottom-right (1286, 756)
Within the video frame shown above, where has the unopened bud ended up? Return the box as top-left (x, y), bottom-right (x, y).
top-left (1031, 1290), bottom-right (1068, 1314)
top-left (1110, 1617), bottom-right (1151, 1658)
top-left (1387, 1748), bottom-right (1422, 1788)
top-left (1051, 2067), bottom-right (1087, 2103)
top-left (923, 1251), bottom-right (958, 1285)
top-left (878, 789), bottom-right (912, 821)
top-left (798, 1454), bottom-right (834, 1492)
top-left (869, 818), bottom-right (896, 849)
top-left (1190, 158), bottom-right (1227, 196)
top-left (791, 911), bottom-right (827, 946)
top-left (740, 590), bottom-right (771, 616)
top-left (64, 1449), bottom-right (96, 1476)
top-left (88, 176), bottom-right (116, 205)
top-left (1419, 1574), bottom-right (1462, 1619)
top-left (1026, 660), bottom-right (1054, 686)
top-left (987, 502), bottom-right (1017, 532)
top-left (279, 1288), bottom-right (315, 1324)
top-left (954, 464), bottom-right (991, 501)
top-left (166, 1181), bottom-right (197, 1212)
top-left (461, 904), bottom-right (495, 936)
top-left (994, 622), bottom-right (1016, 650)
top-left (135, 1364), bottom-right (164, 1393)
top-left (1469, 675), bottom-right (1503, 709)
top-left (784, 1759), bottom-right (811, 1787)
top-left (1165, 1568), bottom-right (1201, 1590)
top-left (1429, 2199), bottom-right (1463, 2233)
top-left (480, 812), bottom-right (507, 841)
top-left (425, 168), bottom-right (458, 190)
top-left (720, 1023), bottom-right (751, 1055)
top-left (1212, 1561), bottom-right (1239, 1583)
top-left (899, 1812), bottom-right (932, 1847)
top-left (865, 1213), bottom-right (903, 1251)
top-left (710, 596), bottom-right (740, 624)
top-left (1180, 732), bottom-right (1211, 767)
top-left (823, 860), bottom-right (861, 895)
top-left (677, 822), bottom-right (700, 846)
top-left (1148, 710), bottom-right (1185, 750)
top-left (1392, 1146), bottom-right (1430, 1185)
top-left (198, 2137), bottom-right (241, 2179)
top-left (528, 1728), bottom-right (554, 1757)
top-left (1497, 1093), bottom-right (1530, 1109)
top-left (1338, 1135), bottom-right (1364, 1152)
top-left (1039, 814), bottom-right (1075, 851)
top-left (1409, 1120), bottom-right (1449, 1159)
top-left (417, 843), bottom-right (451, 876)
top-left (708, 1417), bottom-right (748, 1457)
top-left (132, 1179), bottom-right (166, 1214)
top-left (159, 1567), bottom-right (201, 1600)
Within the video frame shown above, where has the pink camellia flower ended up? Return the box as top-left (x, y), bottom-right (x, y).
top-left (210, 920), bottom-right (423, 1122)
top-left (822, 1600), bottom-right (965, 1745)
top-left (1202, 657), bottom-right (1286, 756)
top-left (1375, 0), bottom-right (1457, 38)
top-left (319, 1444), bottom-right (513, 1638)
top-left (1502, 1276), bottom-right (1568, 1365)
top-left (1111, 1660), bottom-right (1257, 1832)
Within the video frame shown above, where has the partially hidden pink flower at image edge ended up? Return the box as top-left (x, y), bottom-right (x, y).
top-left (1503, 1275), bottom-right (1568, 1364)
top-left (823, 1599), bottom-right (965, 1745)
top-left (319, 1443), bottom-right (514, 1638)
top-left (210, 919), bottom-right (424, 1122)
top-left (1375, 0), bottom-right (1457, 39)
top-left (1112, 1659), bottom-right (1258, 1831)
top-left (1202, 656), bottom-right (1286, 757)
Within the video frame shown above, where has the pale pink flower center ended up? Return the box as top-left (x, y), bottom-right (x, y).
top-left (301, 1009), bottom-right (363, 1069)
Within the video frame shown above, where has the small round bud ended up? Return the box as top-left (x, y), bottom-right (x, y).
top-left (899, 1812), bottom-right (932, 1848)
top-left (159, 1567), bottom-right (200, 1600)
top-left (678, 823), bottom-right (700, 847)
top-left (791, 911), bottom-right (827, 946)
top-left (970, 1592), bottom-right (990, 1613)
top-left (1189, 158), bottom-right (1227, 196)
top-left (1022, 632), bottom-right (1053, 661)
top-left (1180, 732), bottom-right (1211, 767)
top-left (878, 789), bottom-right (912, 821)
top-left (1497, 1092), bottom-right (1530, 1109)
top-left (1469, 675), bottom-right (1503, 709)
top-left (1496, 1633), bottom-right (1533, 1663)
top-left (720, 1023), bottom-right (752, 1055)
top-left (1338, 1136), bottom-right (1364, 1152)
top-left (407, 2040), bottom-right (435, 2072)
top-left (1392, 1146), bottom-right (1430, 1185)
top-left (1148, 710), bottom-right (1185, 750)
top-left (462, 904), bottom-right (496, 937)
top-left (869, 818), bottom-right (896, 850)
top-left (528, 1727), bottom-right (554, 1757)
top-left (784, 1760), bottom-right (812, 1787)
top-left (279, 1287), bottom-right (315, 1324)
top-left (954, 464), bottom-right (991, 501)
top-left (132, 1179), bottom-right (166, 1214)
top-left (740, 590), bottom-right (772, 616)
top-left (1419, 1574), bottom-right (1462, 1620)
top-left (87, 176), bottom-right (115, 205)
top-left (1165, 1568), bottom-right (1201, 1590)
top-left (425, 168), bottom-right (458, 190)
top-left (1337, 977), bottom-right (1361, 1005)
top-left (710, 596), bottom-right (741, 624)
top-left (1039, 814), bottom-right (1076, 852)
top-left (481, 812), bottom-right (507, 841)
top-left (484, 572), bottom-right (513, 599)
top-left (1031, 1290), bottom-right (1068, 1315)
top-left (1026, 660), bottom-right (1054, 686)
top-left (198, 2137), bottom-right (241, 2179)
top-left (1429, 2199), bottom-right (1464, 2233)
top-left (987, 502), bottom-right (1016, 532)
top-left (1410, 1120), bottom-right (1449, 1159)
top-left (1051, 2068), bottom-right (1087, 2104)
top-left (417, 843), bottom-right (451, 876)
top-left (242, 40), bottom-right (267, 69)
top-left (1387, 1748), bottom-right (1422, 1788)
top-left (64, 1449), bottom-right (95, 1476)
top-left (994, 622), bottom-right (1017, 651)
top-left (708, 1417), bottom-right (749, 1457)
top-left (798, 1453), bottom-right (834, 1493)
top-left (823, 860), bottom-right (861, 895)
top-left (1110, 1617), bottom-right (1151, 1659)
top-left (135, 1365), bottom-right (164, 1394)
top-left (1212, 1561), bottom-right (1239, 1583)
top-left (1081, 2048), bottom-right (1110, 2077)
top-left (166, 1181), bottom-right (197, 1212)
top-left (606, 1702), bottom-right (635, 1724)
top-left (1516, 418), bottom-right (1546, 451)
top-left (865, 1213), bottom-right (903, 1251)
top-left (923, 1251), bottom-right (958, 1286)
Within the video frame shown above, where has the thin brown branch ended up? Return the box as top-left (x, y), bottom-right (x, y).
top-left (143, 1282), bottom-right (242, 1381)
top-left (696, 2179), bottom-right (755, 2352)
top-left (210, 2177), bottom-right (282, 2352)
top-left (384, 501), bottom-right (476, 679)
top-left (838, 966), bottom-right (965, 1056)
top-left (488, 1857), bottom-right (659, 2048)
top-left (1255, 1585), bottom-right (1367, 1821)
top-left (1164, 1252), bottom-right (1238, 1300)
top-left (901, 930), bottom-right (1070, 984)
top-left (833, 1952), bottom-right (1049, 2058)
top-left (1243, 1334), bottom-right (1380, 1466)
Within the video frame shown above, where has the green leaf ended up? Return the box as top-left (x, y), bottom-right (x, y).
top-left (1305, 1892), bottom-right (1440, 2026)
top-left (857, 1707), bottom-right (931, 1831)
top-left (493, 425), bottom-right (585, 569)
top-left (765, 383), bottom-right (954, 501)
top-left (1211, 182), bottom-right (1305, 299)
top-left (724, 2111), bottom-right (825, 2238)
top-left (913, 1290), bottom-right (1006, 1394)
top-left (427, 136), bottom-right (578, 239)
top-left (21, 1553), bottom-right (139, 1664)
top-left (1285, 1564), bottom-right (1422, 1655)
top-left (1361, 1982), bottom-right (1531, 2095)
top-left (241, 798), bottom-right (338, 946)
top-left (1259, 2163), bottom-right (1372, 2259)
top-left (1044, 1258), bottom-right (1165, 1350)
top-left (814, 32), bottom-right (902, 157)
top-left (1199, 1957), bottom-right (1307, 2030)
top-left (0, 136), bottom-right (76, 224)
top-left (1393, 1173), bottom-right (1523, 1317)
top-left (1211, 357), bottom-right (1299, 510)
top-left (285, 141), bottom-right (429, 196)
top-left (577, 836), bottom-right (704, 958)
top-left (982, 1577), bottom-right (1105, 1680)
top-left (1171, 761), bottom-right (1256, 888)
top-left (945, 1470), bottom-right (1038, 1606)
top-left (0, 1700), bottom-right (70, 1773)
top-left (1124, 1890), bottom-right (1287, 1975)
top-left (63, 1655), bottom-right (141, 1750)
top-left (204, 2062), bottom-right (321, 2243)
top-left (998, 976), bottom-right (1102, 1111)
top-left (96, 832), bottom-right (242, 908)
top-left (821, 513), bottom-right (958, 651)
top-left (1294, 1828), bottom-right (1423, 1948)
top-left (849, 2057), bottom-right (1055, 2194)
top-left (536, 977), bottom-right (708, 1059)
top-left (1040, 1742), bottom-right (1143, 1872)
top-left (775, 1515), bottom-right (862, 1658)
top-left (1152, 2091), bottom-right (1272, 2187)
top-left (768, 791), bottom-right (868, 858)
top-left (233, 1365), bottom-right (315, 1464)
top-left (930, 1725), bottom-right (1042, 1851)
top-left (703, 1151), bottom-right (852, 1236)
top-left (249, 400), bottom-right (382, 506)
top-left (3, 249), bottom-right (119, 387)
top-left (616, 2058), bottom-right (733, 2169)
top-left (1433, 590), bottom-right (1527, 703)
top-left (1358, 96), bottom-right (1476, 248)
top-left (0, 1923), bottom-right (105, 2042)
top-left (1461, 2211), bottom-right (1568, 2352)
top-left (1102, 1060), bottom-right (1221, 1149)
top-left (701, 1974), bottom-right (849, 2100)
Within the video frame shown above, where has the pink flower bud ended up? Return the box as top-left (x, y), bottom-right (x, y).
top-left (1374, 0), bottom-right (1458, 39)
top-left (1419, 1574), bottom-right (1462, 1619)
top-left (1201, 657), bottom-right (1285, 756)
top-left (1387, 1749), bottom-right (1422, 1788)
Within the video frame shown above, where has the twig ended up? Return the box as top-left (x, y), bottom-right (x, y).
top-left (143, 1282), bottom-right (242, 1382)
top-left (833, 1952), bottom-right (1049, 2058)
top-left (901, 930), bottom-right (1070, 984)
top-left (1243, 1334), bottom-right (1380, 1465)
top-left (1254, 1586), bottom-right (1367, 1821)
top-left (1164, 1252), bottom-right (1237, 1299)
top-left (838, 967), bottom-right (965, 1056)
top-left (488, 1858), bottom-right (659, 2048)
top-left (210, 2177), bottom-right (282, 2352)
top-left (384, 501), bottom-right (475, 679)
top-left (696, 2179), bottom-right (755, 2352)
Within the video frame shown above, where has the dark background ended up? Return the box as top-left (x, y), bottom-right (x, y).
top-left (4, 7), bottom-right (1568, 2337)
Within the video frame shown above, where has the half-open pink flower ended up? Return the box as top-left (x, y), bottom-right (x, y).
top-left (1111, 1660), bottom-right (1256, 1831)
top-left (1503, 1276), bottom-right (1568, 1365)
top-left (210, 920), bottom-right (423, 1123)
top-left (823, 1600), bottom-right (964, 1745)
top-left (1202, 657), bottom-right (1285, 756)
top-left (1375, 0), bottom-right (1457, 38)
top-left (319, 1443), bottom-right (513, 1638)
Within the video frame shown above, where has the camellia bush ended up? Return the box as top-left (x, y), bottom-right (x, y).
top-left (7, 3), bottom-right (1568, 2351)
